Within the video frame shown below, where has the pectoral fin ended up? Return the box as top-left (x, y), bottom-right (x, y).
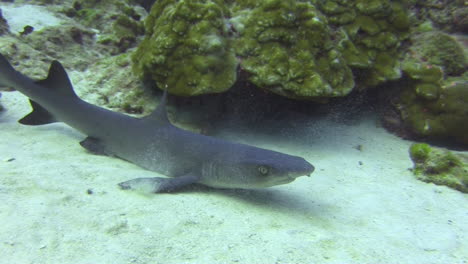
top-left (118, 173), bottom-right (199, 193)
top-left (80, 137), bottom-right (107, 155)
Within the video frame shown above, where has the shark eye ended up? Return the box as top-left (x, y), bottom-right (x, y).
top-left (257, 165), bottom-right (269, 175)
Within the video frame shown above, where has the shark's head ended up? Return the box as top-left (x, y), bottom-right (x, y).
top-left (201, 145), bottom-right (315, 189)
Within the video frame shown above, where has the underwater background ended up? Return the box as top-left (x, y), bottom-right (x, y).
top-left (0, 0), bottom-right (467, 263)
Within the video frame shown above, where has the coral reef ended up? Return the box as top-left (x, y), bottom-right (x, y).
top-left (1, 0), bottom-right (465, 149)
top-left (409, 143), bottom-right (468, 193)
top-left (319, 0), bottom-right (410, 88)
top-left (397, 76), bottom-right (468, 146)
top-left (132, 0), bottom-right (238, 96)
top-left (231, 0), bottom-right (354, 99)
top-left (408, 0), bottom-right (468, 34)
top-left (128, 0), bottom-right (157, 11)
top-left (62, 0), bottom-right (145, 54)
top-left (393, 31), bottom-right (468, 146)
top-left (21, 25), bottom-right (99, 71)
top-left (76, 53), bottom-right (157, 115)
top-left (405, 31), bottom-right (466, 76)
top-left (0, 0), bottom-right (146, 72)
top-left (377, 0), bottom-right (468, 147)
top-left (0, 0), bottom-right (149, 115)
top-left (132, 0), bottom-right (410, 98)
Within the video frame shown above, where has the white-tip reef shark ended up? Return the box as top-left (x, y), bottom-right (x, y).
top-left (0, 53), bottom-right (314, 193)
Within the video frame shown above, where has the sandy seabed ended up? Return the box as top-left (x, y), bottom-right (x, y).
top-left (0, 90), bottom-right (467, 264)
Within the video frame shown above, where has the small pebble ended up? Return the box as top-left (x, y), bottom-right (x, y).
top-left (20, 25), bottom-right (34, 36)
top-left (354, 144), bottom-right (363, 151)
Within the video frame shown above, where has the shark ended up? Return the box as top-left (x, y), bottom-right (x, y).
top-left (0, 53), bottom-right (314, 193)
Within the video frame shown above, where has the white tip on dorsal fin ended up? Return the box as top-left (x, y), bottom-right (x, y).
top-left (143, 84), bottom-right (170, 125)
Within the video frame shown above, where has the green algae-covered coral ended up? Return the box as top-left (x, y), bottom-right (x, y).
top-left (77, 53), bottom-right (158, 115)
top-left (409, 142), bottom-right (432, 162)
top-left (398, 73), bottom-right (468, 146)
top-left (132, 0), bottom-right (410, 98)
top-left (409, 143), bottom-right (468, 193)
top-left (395, 31), bottom-right (468, 146)
top-left (406, 32), bottom-right (466, 76)
top-left (63, 0), bottom-right (144, 53)
top-left (132, 0), bottom-right (238, 96)
top-left (231, 0), bottom-right (354, 98)
top-left (320, 0), bottom-right (410, 88)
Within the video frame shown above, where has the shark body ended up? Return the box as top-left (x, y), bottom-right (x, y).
top-left (0, 54), bottom-right (314, 193)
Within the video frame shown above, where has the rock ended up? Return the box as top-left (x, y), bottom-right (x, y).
top-left (453, 7), bottom-right (468, 33)
top-left (21, 25), bottom-right (98, 71)
top-left (61, 0), bottom-right (145, 54)
top-left (132, 0), bottom-right (238, 96)
top-left (406, 31), bottom-right (466, 76)
top-left (75, 53), bottom-right (157, 115)
top-left (392, 31), bottom-right (468, 147)
top-left (409, 143), bottom-right (468, 193)
top-left (320, 0), bottom-right (410, 88)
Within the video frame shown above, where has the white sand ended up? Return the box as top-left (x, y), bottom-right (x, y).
top-left (0, 91), bottom-right (467, 264)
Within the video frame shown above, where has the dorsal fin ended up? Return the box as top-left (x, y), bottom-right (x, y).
top-left (19, 60), bottom-right (76, 126)
top-left (35, 60), bottom-right (77, 98)
top-left (143, 85), bottom-right (170, 125)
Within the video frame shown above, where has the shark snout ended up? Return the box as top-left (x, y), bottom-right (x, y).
top-left (286, 159), bottom-right (315, 179)
top-left (306, 163), bottom-right (315, 177)
top-left (298, 158), bottom-right (315, 177)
